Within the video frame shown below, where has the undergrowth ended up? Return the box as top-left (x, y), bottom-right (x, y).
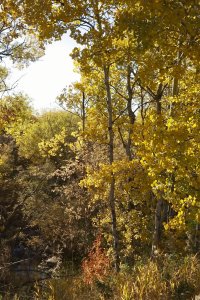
top-left (4, 254), bottom-right (200, 299)
top-left (38, 255), bottom-right (200, 300)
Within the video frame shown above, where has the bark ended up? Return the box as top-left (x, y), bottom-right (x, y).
top-left (152, 198), bottom-right (163, 254)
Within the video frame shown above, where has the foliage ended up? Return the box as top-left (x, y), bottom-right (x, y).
top-left (13, 110), bottom-right (78, 162)
top-left (1, 0), bottom-right (200, 297)
top-left (82, 235), bottom-right (110, 285)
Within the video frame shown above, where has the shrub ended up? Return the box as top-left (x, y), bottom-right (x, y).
top-left (82, 235), bottom-right (110, 285)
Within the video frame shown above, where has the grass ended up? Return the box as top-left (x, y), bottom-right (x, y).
top-left (4, 254), bottom-right (200, 299)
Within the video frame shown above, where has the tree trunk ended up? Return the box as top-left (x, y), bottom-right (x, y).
top-left (152, 83), bottom-right (165, 255)
top-left (152, 198), bottom-right (163, 254)
top-left (104, 65), bottom-right (120, 272)
top-left (93, 1), bottom-right (120, 271)
top-left (126, 64), bottom-right (135, 160)
top-left (82, 91), bottom-right (86, 132)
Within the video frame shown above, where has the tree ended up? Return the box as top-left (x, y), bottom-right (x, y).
top-left (4, 0), bottom-right (200, 270)
top-left (13, 110), bottom-right (78, 164)
top-left (57, 80), bottom-right (91, 132)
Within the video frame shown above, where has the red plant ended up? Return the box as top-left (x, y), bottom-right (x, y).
top-left (82, 235), bottom-right (110, 284)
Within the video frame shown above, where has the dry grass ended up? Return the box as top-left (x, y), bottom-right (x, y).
top-left (113, 255), bottom-right (200, 300)
top-left (6, 254), bottom-right (200, 299)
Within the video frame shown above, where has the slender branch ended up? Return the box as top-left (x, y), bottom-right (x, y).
top-left (0, 258), bottom-right (31, 270)
top-left (112, 106), bottom-right (128, 124)
top-left (118, 127), bottom-right (126, 150)
top-left (73, 18), bottom-right (95, 30)
top-left (110, 84), bottom-right (129, 101)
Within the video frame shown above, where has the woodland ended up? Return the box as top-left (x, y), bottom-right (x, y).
top-left (0, 0), bottom-right (200, 299)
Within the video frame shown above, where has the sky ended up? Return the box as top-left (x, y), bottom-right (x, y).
top-left (8, 34), bottom-right (79, 112)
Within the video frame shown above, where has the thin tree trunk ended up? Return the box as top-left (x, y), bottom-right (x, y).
top-left (82, 91), bottom-right (86, 132)
top-left (126, 64), bottom-right (135, 160)
top-left (152, 198), bottom-right (163, 253)
top-left (152, 83), bottom-right (165, 256)
top-left (172, 77), bottom-right (179, 97)
top-left (104, 65), bottom-right (120, 272)
top-left (170, 50), bottom-right (181, 114)
top-left (152, 51), bottom-right (181, 255)
top-left (92, 1), bottom-right (120, 271)
top-left (155, 83), bottom-right (163, 114)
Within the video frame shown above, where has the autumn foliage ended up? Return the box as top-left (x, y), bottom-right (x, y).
top-left (82, 235), bottom-right (110, 285)
top-left (0, 0), bottom-right (200, 298)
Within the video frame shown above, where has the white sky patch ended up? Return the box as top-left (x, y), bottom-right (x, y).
top-left (8, 34), bottom-right (79, 112)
